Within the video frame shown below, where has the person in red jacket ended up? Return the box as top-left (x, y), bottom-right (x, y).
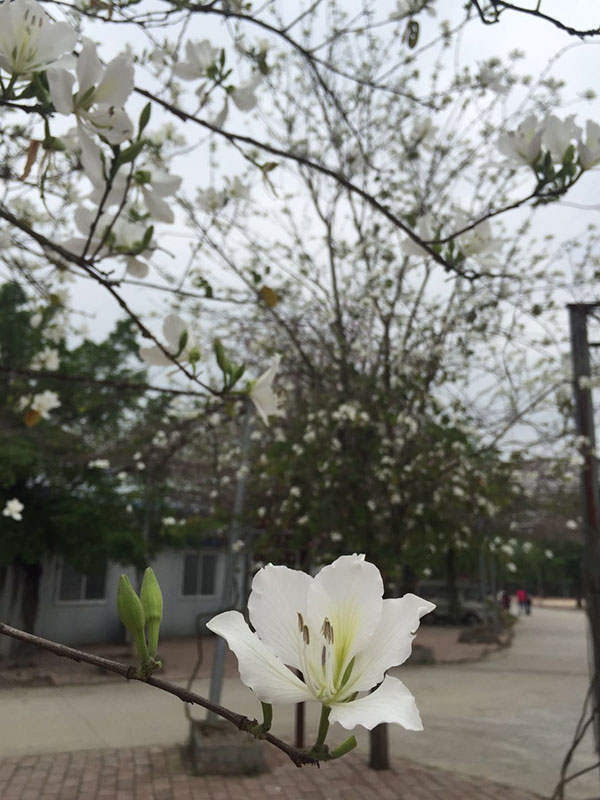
top-left (516, 587), bottom-right (527, 615)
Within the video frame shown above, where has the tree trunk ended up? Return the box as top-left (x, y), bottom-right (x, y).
top-left (369, 723), bottom-right (389, 769)
top-left (446, 546), bottom-right (460, 624)
top-left (16, 561), bottom-right (42, 660)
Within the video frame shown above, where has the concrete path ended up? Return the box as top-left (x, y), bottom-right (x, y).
top-left (0, 607), bottom-right (596, 798)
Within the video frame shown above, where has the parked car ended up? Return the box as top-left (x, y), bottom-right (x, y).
top-left (417, 581), bottom-right (489, 625)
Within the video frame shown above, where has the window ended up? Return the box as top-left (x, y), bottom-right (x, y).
top-left (182, 552), bottom-right (217, 596)
top-left (57, 561), bottom-right (107, 603)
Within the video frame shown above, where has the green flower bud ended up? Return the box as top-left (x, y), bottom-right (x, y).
top-left (140, 567), bottom-right (163, 659)
top-left (117, 574), bottom-right (148, 663)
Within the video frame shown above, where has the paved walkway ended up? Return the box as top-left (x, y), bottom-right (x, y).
top-left (0, 745), bottom-right (543, 800)
top-left (0, 607), bottom-right (594, 799)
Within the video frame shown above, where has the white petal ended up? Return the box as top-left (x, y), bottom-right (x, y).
top-left (126, 257), bottom-right (149, 278)
top-left (139, 345), bottom-right (174, 366)
top-left (47, 68), bottom-right (75, 114)
top-left (162, 313), bottom-right (187, 351)
top-left (329, 675), bottom-right (423, 731)
top-left (248, 564), bottom-right (312, 670)
top-left (86, 107), bottom-right (133, 144)
top-left (307, 554), bottom-right (383, 683)
top-left (172, 62), bottom-right (201, 81)
top-left (30, 21), bottom-right (77, 70)
top-left (94, 54), bottom-right (134, 107)
top-left (142, 187), bottom-right (175, 223)
top-left (77, 40), bottom-right (103, 95)
top-left (77, 125), bottom-right (104, 187)
top-left (150, 172), bottom-right (182, 197)
top-left (207, 611), bottom-right (313, 704)
top-left (348, 594), bottom-right (435, 694)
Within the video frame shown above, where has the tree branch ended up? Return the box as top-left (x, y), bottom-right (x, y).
top-left (0, 621), bottom-right (318, 769)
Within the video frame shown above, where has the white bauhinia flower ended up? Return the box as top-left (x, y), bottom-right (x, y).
top-left (545, 549), bottom-right (554, 559)
top-left (455, 218), bottom-right (502, 267)
top-left (173, 39), bottom-right (219, 80)
top-left (31, 346), bottom-right (59, 371)
top-left (497, 115), bottom-right (543, 166)
top-left (65, 205), bottom-right (150, 259)
top-left (506, 562), bottom-right (517, 573)
top-left (88, 458), bottom-right (110, 469)
top-left (48, 40), bottom-right (134, 145)
top-left (389, 0), bottom-right (436, 20)
top-left (542, 114), bottom-right (581, 161)
top-left (578, 120), bottom-right (600, 169)
top-left (0, 0), bottom-right (77, 77)
top-left (31, 389), bottom-right (61, 418)
top-left (3, 498), bottom-right (24, 521)
top-left (208, 554), bottom-right (434, 731)
top-left (231, 75), bottom-right (261, 111)
top-left (401, 215), bottom-right (435, 258)
top-left (87, 169), bottom-right (182, 224)
top-left (197, 186), bottom-right (227, 212)
top-left (248, 355), bottom-right (284, 426)
top-left (139, 313), bottom-right (196, 367)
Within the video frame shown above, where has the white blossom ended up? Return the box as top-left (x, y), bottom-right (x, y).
top-left (497, 115), bottom-right (543, 166)
top-left (31, 347), bottom-right (59, 371)
top-left (31, 390), bottom-right (61, 419)
top-left (139, 314), bottom-right (196, 367)
top-left (88, 458), bottom-right (110, 469)
top-left (3, 498), bottom-right (24, 521)
top-left (248, 355), bottom-right (284, 426)
top-left (173, 39), bottom-right (219, 80)
top-left (208, 554), bottom-right (434, 731)
top-left (0, 0), bottom-right (77, 77)
top-left (578, 120), bottom-right (600, 169)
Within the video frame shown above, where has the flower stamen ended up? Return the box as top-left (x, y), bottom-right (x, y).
top-left (321, 617), bottom-right (334, 644)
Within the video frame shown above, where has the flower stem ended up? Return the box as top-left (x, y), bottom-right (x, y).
top-left (261, 702), bottom-right (273, 732)
top-left (313, 705), bottom-right (331, 752)
top-left (328, 736), bottom-right (357, 760)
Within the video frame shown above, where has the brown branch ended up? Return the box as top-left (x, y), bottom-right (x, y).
top-left (0, 621), bottom-right (318, 769)
top-left (473, 1), bottom-right (600, 39)
top-left (0, 364), bottom-right (207, 397)
top-left (133, 87), bottom-right (487, 281)
top-left (0, 203), bottom-right (214, 394)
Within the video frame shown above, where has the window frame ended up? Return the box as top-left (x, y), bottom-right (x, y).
top-left (54, 559), bottom-right (108, 606)
top-left (179, 550), bottom-right (219, 599)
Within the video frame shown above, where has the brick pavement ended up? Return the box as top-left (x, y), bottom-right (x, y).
top-left (0, 745), bottom-right (544, 800)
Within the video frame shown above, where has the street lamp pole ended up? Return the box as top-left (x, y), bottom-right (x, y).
top-left (568, 302), bottom-right (600, 770)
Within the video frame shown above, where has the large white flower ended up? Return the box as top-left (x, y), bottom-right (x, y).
top-left (48, 40), bottom-right (134, 144)
top-left (207, 554), bottom-right (434, 731)
top-left (0, 0), bottom-right (77, 77)
top-left (139, 313), bottom-right (196, 367)
top-left (497, 115), bottom-right (543, 166)
top-left (248, 355), bottom-right (284, 426)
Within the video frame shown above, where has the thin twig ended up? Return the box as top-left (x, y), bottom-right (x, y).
top-left (0, 621), bottom-right (318, 768)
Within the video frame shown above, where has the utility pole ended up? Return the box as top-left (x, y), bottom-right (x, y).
top-left (568, 302), bottom-right (600, 770)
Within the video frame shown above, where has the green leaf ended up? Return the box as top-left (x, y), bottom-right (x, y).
top-left (138, 103), bottom-right (151, 137)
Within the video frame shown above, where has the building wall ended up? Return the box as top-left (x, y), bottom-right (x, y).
top-left (0, 547), bottom-right (242, 652)
top-left (35, 558), bottom-right (136, 646)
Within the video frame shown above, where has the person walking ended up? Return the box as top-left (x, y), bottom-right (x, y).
top-left (516, 587), bottom-right (527, 615)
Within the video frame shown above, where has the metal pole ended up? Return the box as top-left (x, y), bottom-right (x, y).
top-left (207, 408), bottom-right (253, 719)
top-left (568, 303), bottom-right (600, 765)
